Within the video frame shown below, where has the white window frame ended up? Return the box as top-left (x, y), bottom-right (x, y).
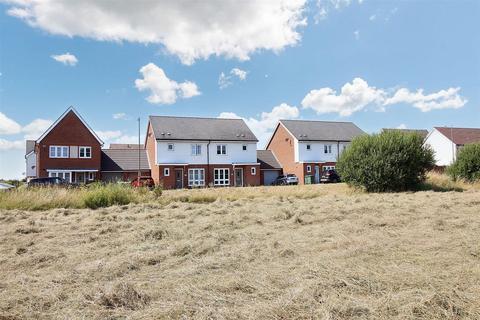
top-left (188, 168), bottom-right (205, 186)
top-left (164, 168), bottom-right (170, 176)
top-left (48, 171), bottom-right (72, 182)
top-left (79, 146), bottom-right (92, 159)
top-left (87, 172), bottom-right (95, 181)
top-left (323, 165), bottom-right (336, 171)
top-left (251, 167), bottom-right (256, 175)
top-left (167, 143), bottom-right (174, 151)
top-left (306, 165), bottom-right (312, 173)
top-left (216, 144), bottom-right (227, 155)
top-left (324, 145), bottom-right (332, 154)
top-left (242, 144), bottom-right (247, 151)
top-left (191, 144), bottom-right (202, 156)
top-left (49, 145), bottom-right (69, 158)
top-left (214, 168), bottom-right (230, 186)
top-left (306, 144), bottom-right (311, 150)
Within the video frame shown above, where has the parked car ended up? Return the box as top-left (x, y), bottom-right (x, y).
top-left (27, 177), bottom-right (71, 187)
top-left (273, 174), bottom-right (299, 185)
top-left (131, 177), bottom-right (155, 189)
top-left (0, 182), bottom-right (15, 191)
top-left (320, 169), bottom-right (341, 183)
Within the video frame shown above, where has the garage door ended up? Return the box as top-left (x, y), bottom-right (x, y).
top-left (263, 170), bottom-right (281, 186)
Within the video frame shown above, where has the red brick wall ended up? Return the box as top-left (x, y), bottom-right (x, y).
top-left (156, 164), bottom-right (260, 189)
top-left (145, 122), bottom-right (160, 184)
top-left (266, 123), bottom-right (305, 183)
top-left (37, 110), bottom-right (101, 178)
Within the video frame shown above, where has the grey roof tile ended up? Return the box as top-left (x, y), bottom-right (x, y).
top-left (280, 120), bottom-right (365, 141)
top-left (257, 150), bottom-right (282, 170)
top-left (101, 149), bottom-right (150, 171)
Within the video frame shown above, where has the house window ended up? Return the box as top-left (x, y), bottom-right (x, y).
top-left (323, 165), bottom-right (336, 171)
top-left (164, 168), bottom-right (170, 176)
top-left (306, 144), bottom-right (311, 150)
top-left (48, 171), bottom-right (71, 182)
top-left (191, 144), bottom-right (202, 156)
top-left (214, 168), bottom-right (230, 186)
top-left (324, 145), bottom-right (332, 154)
top-left (251, 167), bottom-right (256, 175)
top-left (188, 168), bottom-right (205, 186)
top-left (79, 146), bottom-right (92, 158)
top-left (87, 172), bottom-right (95, 181)
top-left (49, 146), bottom-right (69, 158)
top-left (306, 165), bottom-right (311, 173)
top-left (242, 145), bottom-right (247, 151)
top-left (216, 144), bottom-right (227, 155)
top-left (167, 143), bottom-right (174, 151)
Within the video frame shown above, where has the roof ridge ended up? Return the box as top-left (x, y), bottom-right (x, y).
top-left (149, 115), bottom-right (243, 121)
top-left (435, 126), bottom-right (480, 130)
top-left (280, 119), bottom-right (355, 124)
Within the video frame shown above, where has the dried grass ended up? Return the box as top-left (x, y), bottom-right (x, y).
top-left (1, 183), bottom-right (479, 319)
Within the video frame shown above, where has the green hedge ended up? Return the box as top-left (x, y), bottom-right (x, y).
top-left (336, 131), bottom-right (435, 192)
top-left (447, 143), bottom-right (480, 182)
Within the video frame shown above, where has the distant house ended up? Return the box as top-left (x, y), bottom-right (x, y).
top-left (145, 116), bottom-right (260, 189)
top-left (101, 145), bottom-right (150, 182)
top-left (382, 128), bottom-right (429, 140)
top-left (425, 127), bottom-right (480, 166)
top-left (257, 150), bottom-right (283, 185)
top-left (26, 107), bottom-right (104, 183)
top-left (266, 120), bottom-right (365, 184)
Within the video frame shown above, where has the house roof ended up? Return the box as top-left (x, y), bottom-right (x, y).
top-left (109, 144), bottom-right (144, 149)
top-left (257, 150), bottom-right (282, 170)
top-left (101, 149), bottom-right (150, 172)
top-left (382, 128), bottom-right (429, 140)
top-left (149, 116), bottom-right (258, 142)
top-left (434, 127), bottom-right (480, 145)
top-left (279, 120), bottom-right (365, 142)
top-left (26, 140), bottom-right (35, 155)
top-left (37, 107), bottom-right (104, 145)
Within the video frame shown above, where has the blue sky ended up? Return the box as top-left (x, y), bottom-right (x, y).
top-left (0, 0), bottom-right (479, 179)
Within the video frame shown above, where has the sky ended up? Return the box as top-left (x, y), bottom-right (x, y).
top-left (0, 0), bottom-right (479, 179)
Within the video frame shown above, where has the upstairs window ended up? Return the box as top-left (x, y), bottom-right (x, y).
top-left (167, 143), bottom-right (174, 151)
top-left (191, 144), bottom-right (202, 156)
top-left (306, 144), bottom-right (311, 150)
top-left (216, 144), bottom-right (227, 155)
top-left (49, 146), bottom-right (69, 158)
top-left (242, 145), bottom-right (247, 151)
top-left (324, 145), bottom-right (332, 154)
top-left (79, 146), bottom-right (92, 158)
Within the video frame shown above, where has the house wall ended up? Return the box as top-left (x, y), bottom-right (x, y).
top-left (424, 129), bottom-right (456, 166)
top-left (297, 141), bottom-right (349, 163)
top-left (267, 123), bottom-right (304, 180)
top-left (36, 111), bottom-right (101, 178)
top-left (26, 152), bottom-right (37, 178)
top-left (156, 164), bottom-right (260, 189)
top-left (156, 141), bottom-right (257, 164)
top-left (145, 122), bottom-right (160, 185)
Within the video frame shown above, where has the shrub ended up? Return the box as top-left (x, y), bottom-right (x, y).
top-left (83, 184), bottom-right (135, 209)
top-left (152, 186), bottom-right (163, 198)
top-left (336, 131), bottom-right (435, 192)
top-left (447, 143), bottom-right (480, 182)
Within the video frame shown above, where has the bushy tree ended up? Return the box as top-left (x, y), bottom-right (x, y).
top-left (336, 131), bottom-right (435, 192)
top-left (447, 143), bottom-right (480, 182)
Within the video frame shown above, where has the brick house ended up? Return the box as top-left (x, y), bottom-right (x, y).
top-left (145, 116), bottom-right (260, 189)
top-left (101, 144), bottom-right (151, 182)
top-left (266, 120), bottom-right (364, 184)
top-left (424, 127), bottom-right (480, 167)
top-left (26, 107), bottom-right (104, 183)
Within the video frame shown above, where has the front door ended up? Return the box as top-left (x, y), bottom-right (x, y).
top-left (175, 169), bottom-right (183, 189)
top-left (314, 165), bottom-right (320, 184)
top-left (76, 172), bottom-right (85, 184)
top-left (235, 168), bottom-right (243, 187)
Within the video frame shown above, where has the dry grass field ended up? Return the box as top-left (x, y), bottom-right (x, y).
top-left (1, 182), bottom-right (480, 319)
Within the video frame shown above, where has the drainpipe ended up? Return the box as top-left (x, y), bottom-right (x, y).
top-left (206, 140), bottom-right (211, 187)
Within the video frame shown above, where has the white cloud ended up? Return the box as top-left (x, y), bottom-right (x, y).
top-left (384, 87), bottom-right (467, 112)
top-left (354, 30), bottom-right (360, 40)
top-left (369, 14), bottom-right (376, 21)
top-left (112, 135), bottom-right (142, 145)
top-left (135, 63), bottom-right (200, 105)
top-left (113, 113), bottom-right (127, 120)
top-left (301, 78), bottom-right (385, 116)
top-left (218, 67), bottom-right (248, 89)
top-left (0, 112), bottom-right (22, 135)
top-left (0, 138), bottom-right (24, 150)
top-left (315, 0), bottom-right (363, 22)
top-left (96, 130), bottom-right (122, 141)
top-left (22, 118), bottom-right (53, 139)
top-left (396, 123), bottom-right (407, 129)
top-left (302, 78), bottom-right (468, 116)
top-left (51, 53), bottom-right (78, 66)
top-left (5, 1), bottom-right (307, 65)
top-left (219, 103), bottom-right (299, 147)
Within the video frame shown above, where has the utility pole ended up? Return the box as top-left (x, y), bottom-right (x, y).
top-left (138, 117), bottom-right (141, 184)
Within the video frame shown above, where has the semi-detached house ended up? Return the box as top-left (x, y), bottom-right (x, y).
top-left (145, 116), bottom-right (261, 189)
top-left (266, 119), bottom-right (364, 184)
